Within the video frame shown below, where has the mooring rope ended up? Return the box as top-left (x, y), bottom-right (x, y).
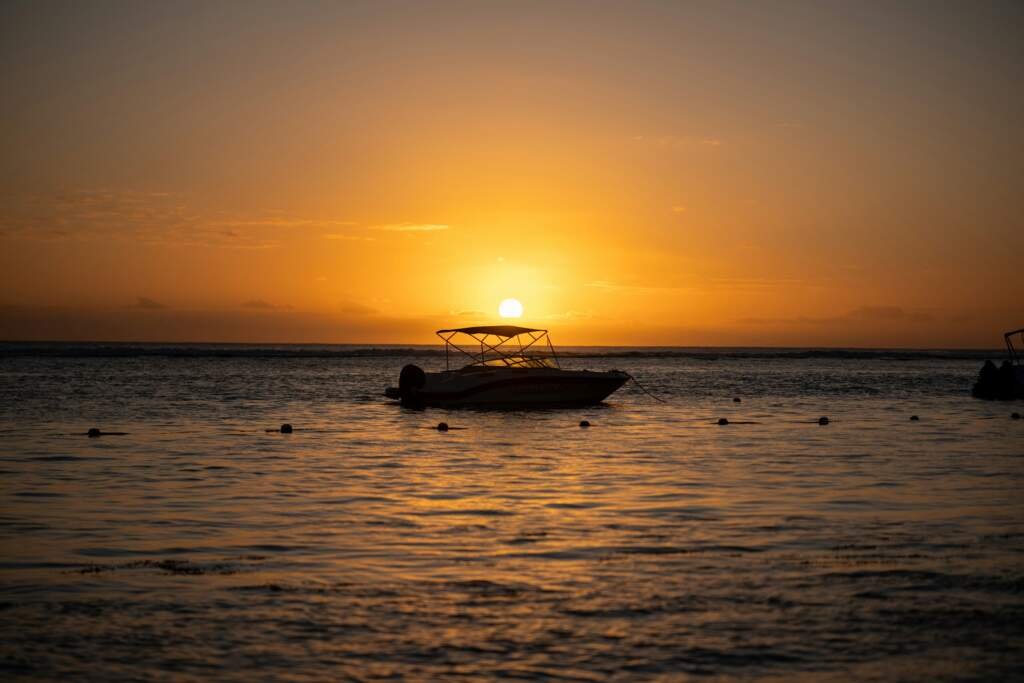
top-left (625, 373), bottom-right (667, 403)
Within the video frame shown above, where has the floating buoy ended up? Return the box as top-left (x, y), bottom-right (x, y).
top-left (280, 424), bottom-right (293, 434)
top-left (818, 416), bottom-right (829, 426)
top-left (733, 397), bottom-right (741, 403)
top-left (579, 420), bottom-right (590, 428)
top-left (718, 418), bottom-right (729, 426)
top-left (910, 415), bottom-right (920, 421)
top-left (1013, 412), bottom-right (1021, 420)
top-left (437, 422), bottom-right (449, 431)
top-left (84, 428), bottom-right (127, 436)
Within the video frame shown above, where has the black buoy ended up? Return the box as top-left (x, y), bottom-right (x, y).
top-left (87, 428), bottom-right (101, 438)
top-left (818, 416), bottom-right (829, 426)
top-left (579, 420), bottom-right (590, 428)
top-left (437, 422), bottom-right (449, 431)
top-left (910, 415), bottom-right (920, 421)
top-left (1013, 413), bottom-right (1021, 420)
top-left (733, 397), bottom-right (741, 403)
top-left (718, 418), bottom-right (729, 426)
top-left (280, 423), bottom-right (293, 433)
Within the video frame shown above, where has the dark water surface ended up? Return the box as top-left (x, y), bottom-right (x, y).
top-left (1, 344), bottom-right (1022, 680)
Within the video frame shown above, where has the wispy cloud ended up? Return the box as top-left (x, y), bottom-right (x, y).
top-left (632, 135), bottom-right (724, 149)
top-left (1, 188), bottom-right (459, 250)
top-left (706, 277), bottom-right (809, 291)
top-left (1, 189), bottom-right (198, 243)
top-left (340, 301), bottom-right (377, 315)
top-left (240, 299), bottom-right (294, 311)
top-left (0, 189), bottom-right (359, 250)
top-left (589, 276), bottom-right (812, 295)
top-left (370, 223), bottom-right (450, 233)
top-left (543, 310), bottom-right (595, 321)
top-left (324, 233), bottom-right (374, 241)
top-left (132, 297), bottom-right (167, 310)
top-left (739, 306), bottom-right (934, 326)
top-left (586, 280), bottom-right (693, 294)
top-left (211, 218), bottom-right (356, 229)
top-left (849, 306), bottom-right (932, 323)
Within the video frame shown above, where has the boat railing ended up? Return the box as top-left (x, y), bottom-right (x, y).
top-left (436, 327), bottom-right (560, 370)
top-left (1006, 328), bottom-right (1024, 366)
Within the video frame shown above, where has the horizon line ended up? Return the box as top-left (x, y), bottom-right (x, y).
top-left (0, 338), bottom-right (1006, 353)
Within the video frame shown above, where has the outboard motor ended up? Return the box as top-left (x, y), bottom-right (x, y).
top-left (972, 360), bottom-right (1000, 399)
top-left (398, 364), bottom-right (427, 407)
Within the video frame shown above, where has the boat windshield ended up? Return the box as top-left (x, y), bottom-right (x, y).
top-left (479, 356), bottom-right (557, 369)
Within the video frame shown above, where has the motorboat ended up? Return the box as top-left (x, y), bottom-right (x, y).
top-left (384, 325), bottom-right (629, 408)
top-left (971, 327), bottom-right (1024, 400)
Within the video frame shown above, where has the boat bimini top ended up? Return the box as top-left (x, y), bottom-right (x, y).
top-left (435, 325), bottom-right (560, 370)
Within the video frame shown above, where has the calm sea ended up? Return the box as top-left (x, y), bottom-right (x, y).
top-left (1, 343), bottom-right (1022, 681)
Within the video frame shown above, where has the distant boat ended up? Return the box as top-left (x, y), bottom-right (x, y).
top-left (971, 327), bottom-right (1024, 400)
top-left (385, 325), bottom-right (628, 408)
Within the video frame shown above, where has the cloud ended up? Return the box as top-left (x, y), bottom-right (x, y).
top-left (543, 310), bottom-right (595, 321)
top-left (739, 306), bottom-right (933, 327)
top-left (849, 306), bottom-right (932, 323)
top-left (0, 188), bottom-right (361, 249)
top-left (133, 297), bottom-right (167, 310)
top-left (0, 306), bottom-right (432, 344)
top-left (1, 189), bottom-right (197, 243)
top-left (590, 276), bottom-right (811, 296)
top-left (2, 188), bottom-right (456, 251)
top-left (737, 315), bottom-right (834, 326)
top-left (707, 277), bottom-right (808, 291)
top-left (671, 205), bottom-right (687, 214)
top-left (211, 218), bottom-right (356, 229)
top-left (632, 135), bottom-right (724, 149)
top-left (586, 280), bottom-right (693, 294)
top-left (370, 223), bottom-right (450, 232)
top-left (340, 301), bottom-right (377, 315)
top-left (324, 233), bottom-right (374, 241)
top-left (240, 299), bottom-right (293, 311)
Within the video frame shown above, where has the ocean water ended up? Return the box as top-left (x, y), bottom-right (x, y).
top-left (1, 343), bottom-right (1022, 681)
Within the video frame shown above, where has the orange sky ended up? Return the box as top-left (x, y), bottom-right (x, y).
top-left (2, 1), bottom-right (1021, 347)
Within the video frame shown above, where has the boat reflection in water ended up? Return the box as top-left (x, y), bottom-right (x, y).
top-left (385, 326), bottom-right (628, 408)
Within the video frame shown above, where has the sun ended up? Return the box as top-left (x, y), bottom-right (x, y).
top-left (498, 298), bottom-right (523, 319)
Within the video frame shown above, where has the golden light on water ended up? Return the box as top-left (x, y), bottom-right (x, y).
top-left (498, 298), bottom-right (524, 319)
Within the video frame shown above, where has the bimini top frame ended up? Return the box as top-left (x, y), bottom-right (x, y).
top-left (1006, 328), bottom-right (1024, 366)
top-left (436, 325), bottom-right (560, 370)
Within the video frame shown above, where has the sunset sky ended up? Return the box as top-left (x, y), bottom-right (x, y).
top-left (2, 0), bottom-right (1021, 347)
